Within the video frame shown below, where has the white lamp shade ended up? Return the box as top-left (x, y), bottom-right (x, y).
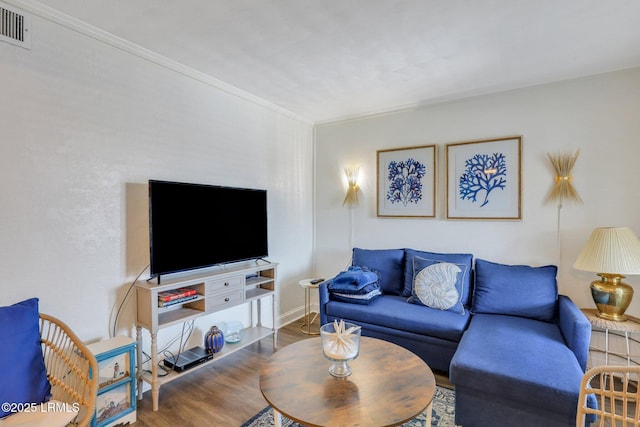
top-left (574, 227), bottom-right (640, 275)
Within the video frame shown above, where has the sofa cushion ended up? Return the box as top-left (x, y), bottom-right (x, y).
top-left (352, 248), bottom-right (405, 295)
top-left (0, 298), bottom-right (51, 419)
top-left (403, 249), bottom-right (473, 304)
top-left (324, 294), bottom-right (470, 342)
top-left (472, 259), bottom-right (558, 322)
top-left (450, 313), bottom-right (585, 421)
top-left (408, 257), bottom-right (467, 314)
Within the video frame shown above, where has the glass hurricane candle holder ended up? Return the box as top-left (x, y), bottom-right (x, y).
top-left (320, 320), bottom-right (361, 378)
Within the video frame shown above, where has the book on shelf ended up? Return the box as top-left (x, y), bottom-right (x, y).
top-left (158, 294), bottom-right (198, 308)
top-left (158, 287), bottom-right (197, 302)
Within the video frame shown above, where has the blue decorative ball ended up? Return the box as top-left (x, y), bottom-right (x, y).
top-left (205, 326), bottom-right (225, 354)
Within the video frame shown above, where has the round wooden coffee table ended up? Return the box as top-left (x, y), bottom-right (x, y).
top-left (260, 336), bottom-right (435, 427)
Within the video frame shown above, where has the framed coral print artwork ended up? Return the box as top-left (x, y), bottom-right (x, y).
top-left (446, 136), bottom-right (522, 220)
top-left (377, 145), bottom-right (436, 217)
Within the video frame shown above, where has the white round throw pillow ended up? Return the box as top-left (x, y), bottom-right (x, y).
top-left (414, 262), bottom-right (461, 310)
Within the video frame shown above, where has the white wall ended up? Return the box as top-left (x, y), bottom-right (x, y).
top-left (315, 68), bottom-right (640, 317)
top-left (3, 4), bottom-right (639, 371)
top-left (0, 7), bottom-right (315, 356)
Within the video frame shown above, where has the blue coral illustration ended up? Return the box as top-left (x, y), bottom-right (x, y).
top-left (459, 152), bottom-right (507, 207)
top-left (386, 158), bottom-right (426, 206)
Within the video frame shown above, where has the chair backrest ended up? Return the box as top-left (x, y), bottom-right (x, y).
top-left (576, 365), bottom-right (640, 427)
top-left (40, 313), bottom-right (98, 427)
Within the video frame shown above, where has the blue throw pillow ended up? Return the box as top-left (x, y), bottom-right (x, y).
top-left (402, 249), bottom-right (473, 304)
top-left (407, 257), bottom-right (467, 314)
top-left (472, 259), bottom-right (558, 322)
top-left (0, 298), bottom-right (51, 418)
top-left (352, 248), bottom-right (405, 295)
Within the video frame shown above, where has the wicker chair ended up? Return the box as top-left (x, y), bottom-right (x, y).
top-left (576, 365), bottom-right (640, 427)
top-left (40, 313), bottom-right (99, 427)
top-left (1, 314), bottom-right (99, 427)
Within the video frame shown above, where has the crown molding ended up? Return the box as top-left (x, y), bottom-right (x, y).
top-left (5, 0), bottom-right (313, 124)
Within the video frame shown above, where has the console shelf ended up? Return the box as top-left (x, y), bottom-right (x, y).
top-left (157, 306), bottom-right (203, 328)
top-left (246, 287), bottom-right (273, 301)
top-left (135, 261), bottom-right (278, 411)
top-left (246, 276), bottom-right (273, 286)
top-left (139, 325), bottom-right (272, 387)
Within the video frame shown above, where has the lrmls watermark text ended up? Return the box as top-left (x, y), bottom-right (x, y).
top-left (2, 401), bottom-right (79, 413)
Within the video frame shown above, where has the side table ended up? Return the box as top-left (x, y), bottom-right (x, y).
top-left (298, 278), bottom-right (323, 335)
top-left (86, 336), bottom-right (137, 427)
top-left (581, 308), bottom-right (640, 366)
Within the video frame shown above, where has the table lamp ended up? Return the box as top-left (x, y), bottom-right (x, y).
top-left (574, 227), bottom-right (640, 321)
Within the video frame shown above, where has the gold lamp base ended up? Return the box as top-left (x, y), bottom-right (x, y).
top-left (590, 273), bottom-right (634, 322)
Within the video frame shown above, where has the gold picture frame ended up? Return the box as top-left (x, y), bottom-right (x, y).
top-left (377, 144), bottom-right (436, 218)
top-left (446, 136), bottom-right (522, 220)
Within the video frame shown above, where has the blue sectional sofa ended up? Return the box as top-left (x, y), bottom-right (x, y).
top-left (319, 248), bottom-right (593, 427)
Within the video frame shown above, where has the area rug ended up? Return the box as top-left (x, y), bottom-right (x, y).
top-left (241, 385), bottom-right (456, 427)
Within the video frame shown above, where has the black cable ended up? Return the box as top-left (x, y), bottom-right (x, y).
top-left (180, 321), bottom-right (194, 352)
top-left (111, 264), bottom-right (150, 338)
top-left (157, 320), bottom-right (194, 371)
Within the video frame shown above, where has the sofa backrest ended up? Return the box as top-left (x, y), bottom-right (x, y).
top-left (352, 248), bottom-right (405, 295)
top-left (351, 247), bottom-right (474, 303)
top-left (350, 249), bottom-right (560, 322)
top-left (472, 258), bottom-right (558, 322)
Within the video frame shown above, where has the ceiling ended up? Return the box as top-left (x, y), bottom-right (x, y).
top-left (33, 0), bottom-right (640, 123)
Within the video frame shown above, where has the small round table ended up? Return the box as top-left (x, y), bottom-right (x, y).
top-left (260, 336), bottom-right (435, 427)
top-left (582, 308), bottom-right (640, 366)
top-left (299, 278), bottom-right (323, 335)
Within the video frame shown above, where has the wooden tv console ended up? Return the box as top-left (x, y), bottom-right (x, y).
top-left (135, 260), bottom-right (277, 411)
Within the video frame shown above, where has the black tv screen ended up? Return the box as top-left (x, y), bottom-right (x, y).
top-left (149, 180), bottom-right (268, 278)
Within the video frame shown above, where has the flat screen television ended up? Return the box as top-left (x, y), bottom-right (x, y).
top-left (148, 180), bottom-right (268, 278)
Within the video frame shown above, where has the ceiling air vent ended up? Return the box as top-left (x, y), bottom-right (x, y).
top-left (0, 1), bottom-right (31, 49)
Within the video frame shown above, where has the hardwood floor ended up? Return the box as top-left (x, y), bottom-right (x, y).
top-left (133, 316), bottom-right (450, 426)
